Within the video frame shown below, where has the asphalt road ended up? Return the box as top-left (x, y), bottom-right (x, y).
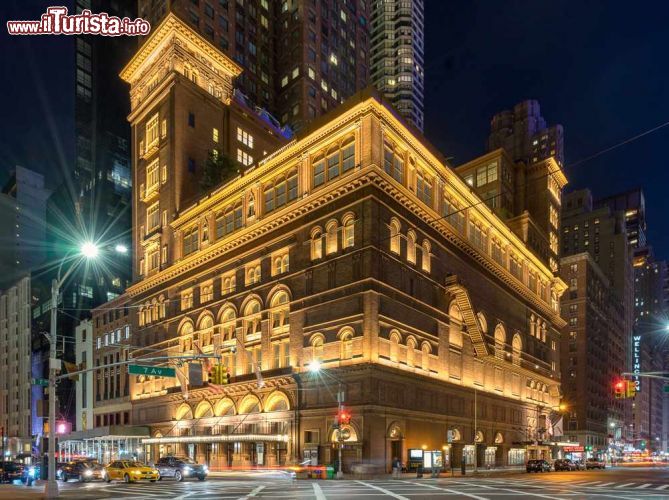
top-left (2, 467), bottom-right (669, 499)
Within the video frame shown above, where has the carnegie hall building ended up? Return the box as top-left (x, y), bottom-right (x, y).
top-left (116, 14), bottom-right (568, 472)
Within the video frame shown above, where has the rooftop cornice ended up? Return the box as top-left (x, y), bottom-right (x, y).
top-left (120, 12), bottom-right (242, 84)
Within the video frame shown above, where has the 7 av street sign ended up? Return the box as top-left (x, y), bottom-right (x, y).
top-left (128, 364), bottom-right (176, 378)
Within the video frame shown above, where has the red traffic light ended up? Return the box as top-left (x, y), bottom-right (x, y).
top-left (338, 410), bottom-right (351, 425)
top-left (615, 381), bottom-right (624, 389)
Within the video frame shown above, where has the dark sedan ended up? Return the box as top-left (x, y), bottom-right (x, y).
top-left (59, 460), bottom-right (104, 482)
top-left (554, 459), bottom-right (578, 471)
top-left (155, 456), bottom-right (207, 481)
top-left (0, 462), bottom-right (25, 483)
top-left (526, 459), bottom-right (551, 473)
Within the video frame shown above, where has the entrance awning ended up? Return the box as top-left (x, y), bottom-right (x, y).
top-left (142, 434), bottom-right (289, 445)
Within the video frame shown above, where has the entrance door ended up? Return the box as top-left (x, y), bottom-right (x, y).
top-left (391, 441), bottom-right (402, 471)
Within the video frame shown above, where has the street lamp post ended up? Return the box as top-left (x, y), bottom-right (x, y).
top-left (45, 241), bottom-right (121, 499)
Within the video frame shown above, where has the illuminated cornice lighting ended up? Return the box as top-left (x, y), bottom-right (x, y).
top-left (141, 434), bottom-right (289, 445)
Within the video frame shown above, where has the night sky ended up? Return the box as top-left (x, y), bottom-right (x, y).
top-left (1, 1), bottom-right (668, 258)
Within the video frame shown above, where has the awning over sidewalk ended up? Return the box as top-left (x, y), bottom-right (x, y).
top-left (142, 433), bottom-right (289, 445)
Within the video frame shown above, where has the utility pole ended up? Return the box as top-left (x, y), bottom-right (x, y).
top-left (45, 278), bottom-right (59, 499)
top-left (473, 387), bottom-right (477, 473)
top-left (337, 383), bottom-right (344, 479)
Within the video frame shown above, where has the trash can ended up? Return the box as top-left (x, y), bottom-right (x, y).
top-left (416, 466), bottom-right (424, 478)
top-left (311, 468), bottom-right (321, 479)
top-left (326, 466), bottom-right (335, 479)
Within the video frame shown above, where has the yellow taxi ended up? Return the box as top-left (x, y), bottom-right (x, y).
top-left (103, 460), bottom-right (159, 483)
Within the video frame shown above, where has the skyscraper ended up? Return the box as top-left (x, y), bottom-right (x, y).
top-left (370, 0), bottom-right (425, 131)
top-left (138, 0), bottom-right (371, 132)
top-left (487, 100), bottom-right (564, 167)
top-left (0, 166), bottom-right (50, 289)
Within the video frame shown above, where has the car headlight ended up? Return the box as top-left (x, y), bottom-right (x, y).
top-left (84, 469), bottom-right (93, 477)
top-left (202, 465), bottom-right (208, 472)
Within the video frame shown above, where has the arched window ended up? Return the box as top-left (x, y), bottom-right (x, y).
top-left (220, 307), bottom-right (236, 340)
top-left (421, 240), bottom-right (431, 272)
top-left (449, 303), bottom-right (463, 348)
top-left (244, 299), bottom-right (262, 338)
top-left (389, 330), bottom-right (401, 362)
top-left (389, 218), bottom-right (401, 254)
top-left (247, 193), bottom-right (255, 218)
top-left (151, 298), bottom-right (159, 322)
top-left (421, 342), bottom-right (431, 372)
top-left (247, 265), bottom-right (261, 285)
top-left (342, 213), bottom-right (355, 249)
top-left (264, 169), bottom-right (298, 214)
top-left (340, 328), bottom-right (354, 360)
top-left (311, 227), bottom-right (323, 260)
top-left (325, 220), bottom-right (338, 255)
top-left (138, 306), bottom-right (145, 327)
top-left (311, 335), bottom-right (324, 361)
top-left (494, 324), bottom-right (506, 359)
top-left (406, 337), bottom-right (416, 367)
top-left (158, 295), bottom-right (166, 319)
top-left (407, 230), bottom-right (417, 264)
top-left (180, 321), bottom-right (194, 352)
top-left (199, 314), bottom-right (214, 346)
top-left (512, 333), bottom-right (522, 365)
top-left (144, 301), bottom-right (151, 325)
top-left (270, 290), bottom-right (290, 334)
top-left (529, 314), bottom-right (536, 337)
top-left (222, 274), bottom-right (236, 294)
top-left (540, 321), bottom-right (547, 342)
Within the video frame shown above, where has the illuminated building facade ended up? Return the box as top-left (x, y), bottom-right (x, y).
top-left (118, 14), bottom-right (567, 471)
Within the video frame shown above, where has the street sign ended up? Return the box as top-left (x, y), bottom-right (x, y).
top-left (31, 378), bottom-right (49, 387)
top-left (128, 364), bottom-right (176, 378)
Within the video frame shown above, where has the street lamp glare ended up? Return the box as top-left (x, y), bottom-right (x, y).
top-left (80, 241), bottom-right (99, 259)
top-left (308, 360), bottom-right (321, 373)
top-left (115, 244), bottom-right (129, 254)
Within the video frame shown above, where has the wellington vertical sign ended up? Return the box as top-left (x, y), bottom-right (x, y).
top-left (632, 335), bottom-right (641, 392)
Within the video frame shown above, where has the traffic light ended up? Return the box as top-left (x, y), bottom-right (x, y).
top-left (625, 380), bottom-right (636, 398)
top-left (338, 407), bottom-right (351, 425)
top-left (614, 381), bottom-right (625, 399)
top-left (208, 365), bottom-right (231, 385)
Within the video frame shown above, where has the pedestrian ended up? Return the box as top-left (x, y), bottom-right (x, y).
top-left (392, 457), bottom-right (401, 479)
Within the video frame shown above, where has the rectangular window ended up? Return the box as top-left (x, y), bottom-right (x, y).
top-left (236, 127), bottom-right (254, 148)
top-left (416, 171), bottom-right (433, 205)
top-left (342, 142), bottom-right (355, 171)
top-left (188, 112), bottom-right (195, 128)
top-left (146, 159), bottom-right (159, 191)
top-left (145, 113), bottom-right (159, 149)
top-left (442, 196), bottom-right (465, 233)
top-left (383, 146), bottom-right (404, 183)
top-left (213, 127), bottom-right (219, 143)
top-left (313, 157), bottom-right (325, 187)
top-left (237, 149), bottom-right (253, 166)
top-left (182, 226), bottom-right (199, 256)
top-left (147, 246), bottom-right (160, 272)
top-left (146, 203), bottom-right (160, 231)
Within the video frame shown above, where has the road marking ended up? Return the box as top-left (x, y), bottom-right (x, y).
top-left (635, 483), bottom-right (652, 489)
top-left (312, 482), bottom-right (327, 500)
top-left (460, 481), bottom-right (564, 500)
top-left (403, 481), bottom-right (489, 499)
top-left (657, 485), bottom-right (669, 490)
top-left (238, 485), bottom-right (266, 500)
top-left (579, 481), bottom-right (602, 485)
top-left (597, 482), bottom-right (615, 487)
top-left (355, 480), bottom-right (410, 500)
top-left (615, 483), bottom-right (636, 488)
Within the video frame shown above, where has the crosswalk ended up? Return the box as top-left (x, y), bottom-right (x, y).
top-left (477, 478), bottom-right (669, 492)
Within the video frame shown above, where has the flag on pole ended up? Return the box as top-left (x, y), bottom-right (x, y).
top-left (175, 365), bottom-right (189, 400)
top-left (552, 416), bottom-right (564, 437)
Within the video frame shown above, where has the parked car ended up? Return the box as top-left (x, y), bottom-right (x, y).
top-left (0, 462), bottom-right (25, 483)
top-left (59, 460), bottom-right (104, 482)
top-left (572, 460), bottom-right (585, 470)
top-left (155, 456), bottom-right (208, 481)
top-left (21, 464), bottom-right (40, 486)
top-left (526, 459), bottom-right (552, 473)
top-left (585, 458), bottom-right (606, 469)
top-left (554, 459), bottom-right (578, 471)
top-left (104, 460), bottom-right (159, 483)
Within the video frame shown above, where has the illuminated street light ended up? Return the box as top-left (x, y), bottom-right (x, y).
top-left (308, 360), bottom-right (322, 373)
top-left (80, 241), bottom-right (99, 259)
top-left (610, 422), bottom-right (616, 428)
top-left (115, 244), bottom-right (128, 254)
